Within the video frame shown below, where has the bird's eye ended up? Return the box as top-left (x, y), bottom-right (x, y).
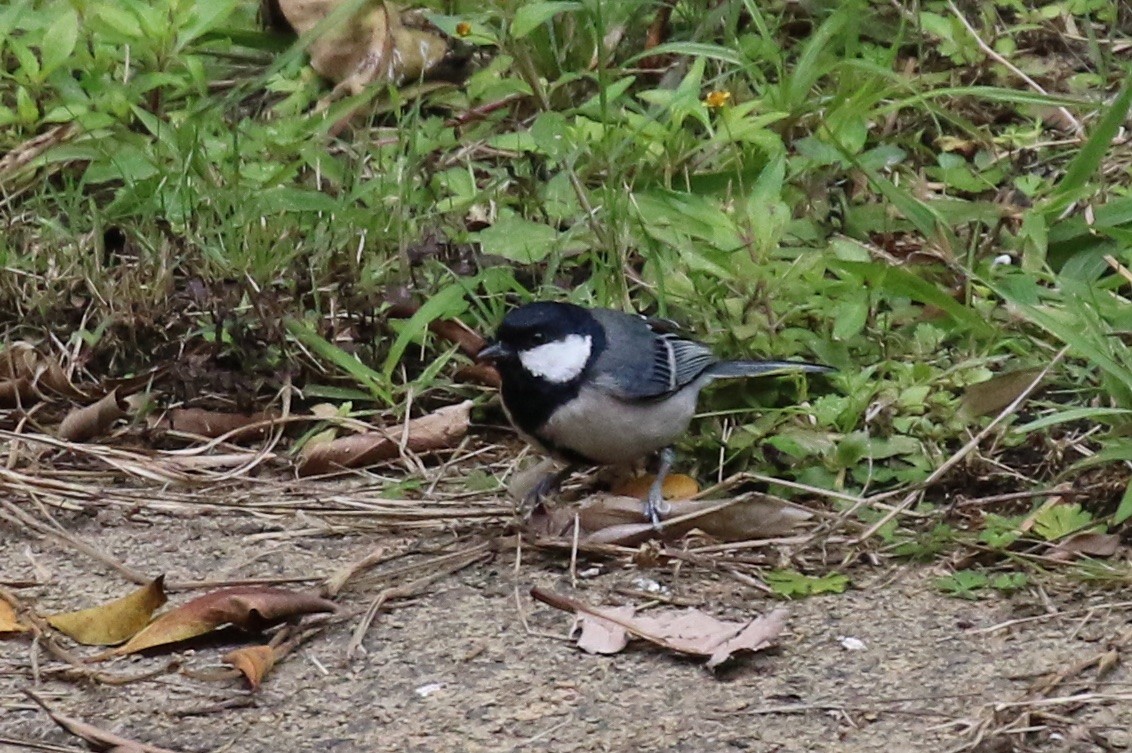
top-left (530, 332), bottom-right (546, 345)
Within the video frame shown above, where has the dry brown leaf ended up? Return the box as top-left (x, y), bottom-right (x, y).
top-left (24, 690), bottom-right (183, 753)
top-left (58, 389), bottom-right (130, 442)
top-left (535, 587), bottom-right (787, 670)
top-left (104, 586), bottom-right (336, 658)
top-left (0, 342), bottom-right (38, 379)
top-left (36, 357), bottom-right (87, 399)
top-left (0, 343), bottom-right (86, 404)
top-left (0, 598), bottom-right (30, 634)
top-left (1048, 531), bottom-right (1121, 561)
top-left (528, 492), bottom-right (811, 545)
top-left (158, 408), bottom-right (275, 442)
top-left (224, 645), bottom-right (277, 690)
top-left (453, 363), bottom-right (501, 388)
top-left (0, 376), bottom-right (35, 407)
top-left (47, 576), bottom-right (167, 646)
top-left (276, 0), bottom-right (451, 95)
top-left (959, 368), bottom-right (1045, 419)
top-left (572, 605), bottom-right (634, 654)
top-left (297, 400), bottom-right (471, 476)
top-left (636, 609), bottom-right (787, 670)
top-left (611, 473), bottom-right (699, 500)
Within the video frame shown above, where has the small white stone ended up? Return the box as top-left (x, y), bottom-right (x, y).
top-left (992, 254), bottom-right (1013, 266)
top-left (414, 682), bottom-right (444, 698)
top-left (631, 577), bottom-right (667, 594)
top-left (838, 636), bottom-right (867, 651)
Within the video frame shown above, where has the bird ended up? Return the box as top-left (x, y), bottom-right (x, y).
top-left (477, 301), bottom-right (833, 527)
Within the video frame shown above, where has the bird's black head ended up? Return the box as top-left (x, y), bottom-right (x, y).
top-left (478, 302), bottom-right (603, 385)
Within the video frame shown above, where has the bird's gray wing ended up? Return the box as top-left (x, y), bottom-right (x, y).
top-left (587, 309), bottom-right (718, 400)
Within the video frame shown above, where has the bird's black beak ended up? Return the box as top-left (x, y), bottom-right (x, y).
top-left (477, 340), bottom-right (511, 362)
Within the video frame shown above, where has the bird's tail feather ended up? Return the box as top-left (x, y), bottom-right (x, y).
top-left (705, 360), bottom-right (834, 379)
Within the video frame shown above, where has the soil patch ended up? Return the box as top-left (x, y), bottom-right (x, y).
top-left (3, 490), bottom-right (1129, 753)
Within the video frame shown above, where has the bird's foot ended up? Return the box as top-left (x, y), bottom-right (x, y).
top-left (643, 447), bottom-right (676, 530)
top-left (642, 490), bottom-right (671, 530)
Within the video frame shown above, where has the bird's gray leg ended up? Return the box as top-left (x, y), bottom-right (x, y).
top-left (522, 464), bottom-right (576, 510)
top-left (643, 447), bottom-right (675, 528)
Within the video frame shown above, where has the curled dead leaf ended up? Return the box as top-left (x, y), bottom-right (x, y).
top-left (157, 408), bottom-right (275, 442)
top-left (0, 342), bottom-right (86, 404)
top-left (48, 576), bottom-right (167, 646)
top-left (528, 492), bottom-right (812, 546)
top-left (224, 645), bottom-right (277, 691)
top-left (297, 400), bottom-right (471, 476)
top-left (36, 357), bottom-right (86, 399)
top-left (104, 587), bottom-right (336, 658)
top-left (534, 587), bottom-right (787, 670)
top-left (0, 342), bottom-right (38, 379)
top-left (275, 0), bottom-right (454, 95)
top-left (59, 389), bottom-right (130, 442)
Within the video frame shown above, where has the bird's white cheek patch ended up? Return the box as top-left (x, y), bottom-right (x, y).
top-left (519, 334), bottom-right (592, 383)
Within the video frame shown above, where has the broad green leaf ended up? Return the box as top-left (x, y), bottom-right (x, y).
top-left (476, 214), bottom-right (561, 263)
top-left (510, 2), bottom-right (581, 39)
top-left (1032, 503), bottom-right (1096, 541)
top-left (40, 9), bottom-right (79, 78)
top-left (255, 187), bottom-right (340, 214)
top-left (94, 4), bottom-right (143, 38)
top-left (179, 0), bottom-right (239, 49)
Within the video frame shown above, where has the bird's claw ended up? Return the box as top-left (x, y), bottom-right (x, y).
top-left (642, 446), bottom-right (675, 531)
top-left (643, 483), bottom-right (671, 530)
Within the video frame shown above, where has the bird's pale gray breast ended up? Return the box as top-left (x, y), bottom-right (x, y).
top-left (540, 383), bottom-right (701, 465)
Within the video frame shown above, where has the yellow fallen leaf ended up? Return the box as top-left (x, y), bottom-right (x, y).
top-left (0, 598), bottom-right (30, 634)
top-left (612, 473), bottom-right (699, 500)
top-left (48, 576), bottom-right (167, 645)
top-left (224, 645), bottom-right (277, 690)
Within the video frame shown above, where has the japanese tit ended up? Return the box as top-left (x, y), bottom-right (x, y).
top-left (477, 301), bottom-right (832, 526)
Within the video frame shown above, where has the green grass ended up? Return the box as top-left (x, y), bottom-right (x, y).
top-left (2, 0), bottom-right (1132, 584)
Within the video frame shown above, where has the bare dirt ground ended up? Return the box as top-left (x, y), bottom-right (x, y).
top-left (2, 483), bottom-right (1130, 753)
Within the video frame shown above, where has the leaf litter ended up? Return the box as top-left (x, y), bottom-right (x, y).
top-left (527, 490), bottom-right (813, 546)
top-left (531, 587), bottom-right (788, 671)
top-left (0, 237), bottom-right (1119, 752)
